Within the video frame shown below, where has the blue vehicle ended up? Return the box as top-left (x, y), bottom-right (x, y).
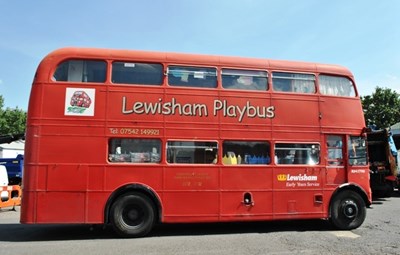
top-left (0, 134), bottom-right (25, 185)
top-left (0, 154), bottom-right (24, 185)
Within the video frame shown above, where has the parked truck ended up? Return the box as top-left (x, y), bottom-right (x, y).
top-left (0, 133), bottom-right (25, 185)
top-left (367, 128), bottom-right (399, 196)
top-left (0, 154), bottom-right (23, 185)
top-left (0, 134), bottom-right (24, 209)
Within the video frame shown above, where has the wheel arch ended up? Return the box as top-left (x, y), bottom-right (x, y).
top-left (104, 183), bottom-right (162, 224)
top-left (329, 183), bottom-right (371, 216)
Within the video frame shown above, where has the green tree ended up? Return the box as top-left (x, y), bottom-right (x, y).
top-left (0, 95), bottom-right (27, 135)
top-left (361, 87), bottom-right (400, 129)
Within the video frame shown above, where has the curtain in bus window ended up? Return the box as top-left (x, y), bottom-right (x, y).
top-left (111, 62), bottom-right (163, 85)
top-left (272, 72), bottom-right (315, 93)
top-left (53, 60), bottom-right (106, 83)
top-left (319, 75), bottom-right (356, 97)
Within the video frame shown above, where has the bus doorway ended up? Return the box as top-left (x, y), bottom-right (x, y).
top-left (326, 135), bottom-right (346, 185)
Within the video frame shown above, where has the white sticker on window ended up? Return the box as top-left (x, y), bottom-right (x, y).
top-left (194, 71), bottom-right (205, 79)
top-left (124, 63), bottom-right (136, 68)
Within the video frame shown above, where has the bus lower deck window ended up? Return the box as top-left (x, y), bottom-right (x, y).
top-left (108, 138), bottom-right (161, 163)
top-left (275, 143), bottom-right (320, 165)
top-left (222, 141), bottom-right (270, 165)
top-left (348, 136), bottom-right (367, 165)
top-left (167, 141), bottom-right (218, 164)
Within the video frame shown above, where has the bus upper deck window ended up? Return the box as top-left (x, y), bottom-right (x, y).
top-left (112, 62), bottom-right (163, 85)
top-left (167, 66), bottom-right (217, 88)
top-left (272, 72), bottom-right (316, 93)
top-left (222, 69), bottom-right (268, 91)
top-left (52, 60), bottom-right (106, 83)
top-left (319, 75), bottom-right (356, 97)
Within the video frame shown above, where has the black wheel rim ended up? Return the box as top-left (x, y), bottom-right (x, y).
top-left (341, 200), bottom-right (358, 219)
top-left (122, 204), bottom-right (145, 227)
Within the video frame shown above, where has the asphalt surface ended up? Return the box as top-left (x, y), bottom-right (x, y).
top-left (0, 192), bottom-right (399, 255)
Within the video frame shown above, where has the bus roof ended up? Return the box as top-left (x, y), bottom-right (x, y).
top-left (39, 47), bottom-right (354, 78)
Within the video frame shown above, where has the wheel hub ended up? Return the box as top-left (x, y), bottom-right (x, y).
top-left (123, 205), bottom-right (143, 225)
top-left (342, 200), bottom-right (358, 219)
top-left (127, 209), bottom-right (139, 221)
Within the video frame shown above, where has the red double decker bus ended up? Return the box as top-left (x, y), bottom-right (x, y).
top-left (21, 47), bottom-right (371, 237)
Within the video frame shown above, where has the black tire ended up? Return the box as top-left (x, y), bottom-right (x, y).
top-left (110, 193), bottom-right (155, 238)
top-left (330, 190), bottom-right (366, 230)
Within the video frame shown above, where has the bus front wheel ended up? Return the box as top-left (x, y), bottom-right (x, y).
top-left (330, 190), bottom-right (366, 230)
top-left (110, 193), bottom-right (155, 238)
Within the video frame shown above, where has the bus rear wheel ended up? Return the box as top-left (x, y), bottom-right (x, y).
top-left (110, 193), bottom-right (155, 238)
top-left (330, 190), bottom-right (366, 230)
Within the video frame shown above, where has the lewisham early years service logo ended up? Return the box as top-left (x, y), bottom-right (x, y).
top-left (64, 88), bottom-right (95, 116)
top-left (277, 173), bottom-right (319, 188)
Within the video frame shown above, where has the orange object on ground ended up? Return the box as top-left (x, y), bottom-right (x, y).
top-left (0, 185), bottom-right (21, 209)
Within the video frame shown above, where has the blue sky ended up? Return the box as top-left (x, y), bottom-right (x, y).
top-left (1, 0), bottom-right (399, 110)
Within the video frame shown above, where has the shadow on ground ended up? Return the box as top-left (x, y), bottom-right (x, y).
top-left (0, 218), bottom-right (335, 242)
